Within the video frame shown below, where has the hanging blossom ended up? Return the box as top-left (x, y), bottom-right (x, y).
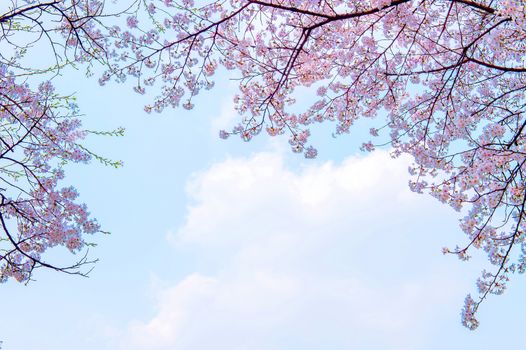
top-left (0, 0), bottom-right (131, 281)
top-left (0, 67), bottom-right (101, 282)
top-left (105, 0), bottom-right (526, 328)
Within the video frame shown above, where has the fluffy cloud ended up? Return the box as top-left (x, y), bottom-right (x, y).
top-left (119, 151), bottom-right (470, 350)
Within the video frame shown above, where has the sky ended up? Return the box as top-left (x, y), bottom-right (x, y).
top-left (1, 24), bottom-right (526, 350)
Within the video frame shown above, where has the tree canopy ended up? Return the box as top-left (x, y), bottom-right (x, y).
top-left (0, 0), bottom-right (122, 282)
top-left (3, 0), bottom-right (526, 329)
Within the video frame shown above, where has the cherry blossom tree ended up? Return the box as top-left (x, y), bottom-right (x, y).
top-left (106, 0), bottom-right (526, 328)
top-left (0, 0), bottom-right (125, 283)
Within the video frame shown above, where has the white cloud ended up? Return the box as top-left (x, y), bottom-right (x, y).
top-left (119, 151), bottom-right (470, 350)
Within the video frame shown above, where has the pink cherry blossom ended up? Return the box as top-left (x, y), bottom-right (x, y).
top-left (107, 0), bottom-right (526, 328)
top-left (0, 0), bottom-right (123, 282)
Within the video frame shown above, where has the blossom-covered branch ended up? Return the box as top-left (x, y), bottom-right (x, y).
top-left (0, 0), bottom-right (128, 282)
top-left (108, 0), bottom-right (526, 328)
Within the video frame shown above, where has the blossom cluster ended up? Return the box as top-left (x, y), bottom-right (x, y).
top-left (0, 67), bottom-right (100, 282)
top-left (107, 0), bottom-right (526, 328)
top-left (0, 0), bottom-right (115, 281)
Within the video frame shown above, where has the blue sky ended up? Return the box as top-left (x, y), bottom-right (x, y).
top-left (1, 55), bottom-right (526, 349)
